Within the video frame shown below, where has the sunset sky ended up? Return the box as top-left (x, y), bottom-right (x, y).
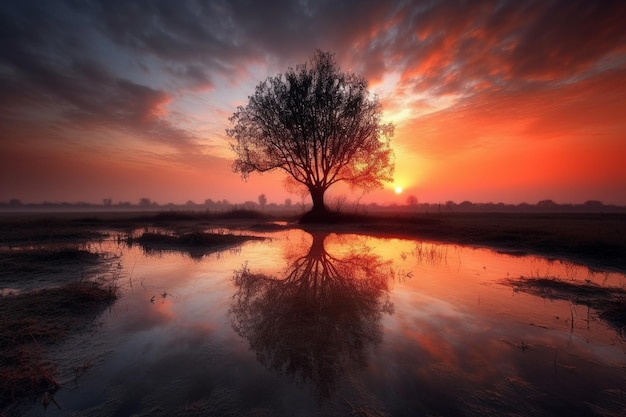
top-left (1, 0), bottom-right (625, 206)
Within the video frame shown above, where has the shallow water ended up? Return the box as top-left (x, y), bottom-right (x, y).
top-left (15, 229), bottom-right (626, 416)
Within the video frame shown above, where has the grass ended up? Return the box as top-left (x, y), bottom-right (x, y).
top-left (125, 230), bottom-right (265, 258)
top-left (0, 280), bottom-right (119, 406)
top-left (504, 277), bottom-right (626, 333)
top-left (0, 216), bottom-right (120, 408)
top-left (130, 208), bottom-right (271, 223)
top-left (2, 210), bottom-right (625, 270)
top-left (0, 216), bottom-right (106, 247)
top-left (318, 212), bottom-right (626, 271)
top-left (6, 247), bottom-right (99, 262)
top-left (0, 247), bottom-right (99, 268)
top-left (0, 247), bottom-right (107, 295)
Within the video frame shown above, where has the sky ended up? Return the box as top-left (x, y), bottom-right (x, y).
top-left (1, 0), bottom-right (625, 206)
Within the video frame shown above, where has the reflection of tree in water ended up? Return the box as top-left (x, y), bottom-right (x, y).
top-left (229, 232), bottom-right (394, 398)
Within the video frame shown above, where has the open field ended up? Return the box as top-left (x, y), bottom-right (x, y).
top-left (340, 212), bottom-right (626, 272)
top-left (1, 210), bottom-right (625, 271)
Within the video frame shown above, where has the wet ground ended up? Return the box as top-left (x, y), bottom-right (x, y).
top-left (1, 224), bottom-right (625, 416)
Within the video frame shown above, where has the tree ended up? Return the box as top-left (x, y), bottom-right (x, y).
top-left (228, 50), bottom-right (394, 216)
top-left (583, 200), bottom-right (603, 208)
top-left (537, 199), bottom-right (557, 209)
top-left (258, 193), bottom-right (267, 209)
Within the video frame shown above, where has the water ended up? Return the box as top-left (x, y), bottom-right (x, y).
top-left (16, 229), bottom-right (626, 416)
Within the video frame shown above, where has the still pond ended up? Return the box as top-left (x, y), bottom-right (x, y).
top-left (13, 228), bottom-right (626, 416)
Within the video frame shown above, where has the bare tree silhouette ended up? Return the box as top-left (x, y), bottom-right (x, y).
top-left (229, 232), bottom-right (394, 398)
top-left (228, 50), bottom-right (394, 217)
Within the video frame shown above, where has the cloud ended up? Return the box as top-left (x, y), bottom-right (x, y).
top-left (386, 0), bottom-right (626, 95)
top-left (163, 64), bottom-right (214, 91)
top-left (398, 66), bottom-right (626, 155)
top-left (7, 0), bottom-right (623, 124)
top-left (1, 0), bottom-right (625, 204)
top-left (1, 54), bottom-right (198, 150)
top-left (0, 0), bottom-right (204, 154)
top-left (304, 0), bottom-right (626, 107)
top-left (0, 0), bottom-right (406, 156)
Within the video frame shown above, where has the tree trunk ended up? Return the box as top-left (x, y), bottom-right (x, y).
top-left (307, 232), bottom-right (328, 260)
top-left (309, 186), bottom-right (327, 213)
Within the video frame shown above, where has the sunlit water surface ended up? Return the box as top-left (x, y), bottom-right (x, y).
top-left (19, 229), bottom-right (626, 416)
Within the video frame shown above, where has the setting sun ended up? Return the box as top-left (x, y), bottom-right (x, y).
top-left (395, 186), bottom-right (403, 194)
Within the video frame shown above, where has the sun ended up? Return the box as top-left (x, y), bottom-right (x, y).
top-left (394, 186), bottom-right (403, 194)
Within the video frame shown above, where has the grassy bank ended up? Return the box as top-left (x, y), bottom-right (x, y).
top-left (504, 277), bottom-right (626, 333)
top-left (124, 230), bottom-right (265, 258)
top-left (2, 210), bottom-right (625, 270)
top-left (328, 212), bottom-right (626, 272)
top-left (0, 280), bottom-right (118, 408)
top-left (0, 220), bottom-right (120, 409)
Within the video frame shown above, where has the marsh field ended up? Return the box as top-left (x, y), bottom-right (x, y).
top-left (1, 211), bottom-right (625, 416)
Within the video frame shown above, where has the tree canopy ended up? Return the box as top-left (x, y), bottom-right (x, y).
top-left (228, 50), bottom-right (394, 215)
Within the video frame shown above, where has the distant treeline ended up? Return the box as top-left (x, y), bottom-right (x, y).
top-left (1, 197), bottom-right (624, 213)
top-left (376, 199), bottom-right (626, 213)
top-left (0, 197), bottom-right (307, 214)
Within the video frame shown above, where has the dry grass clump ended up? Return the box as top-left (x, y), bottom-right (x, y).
top-left (0, 247), bottom-right (105, 293)
top-left (135, 231), bottom-right (256, 246)
top-left (0, 280), bottom-right (118, 405)
top-left (125, 231), bottom-right (264, 258)
top-left (129, 209), bottom-right (270, 223)
top-left (0, 247), bottom-right (99, 271)
top-left (504, 277), bottom-right (626, 333)
top-left (0, 217), bottom-right (105, 246)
